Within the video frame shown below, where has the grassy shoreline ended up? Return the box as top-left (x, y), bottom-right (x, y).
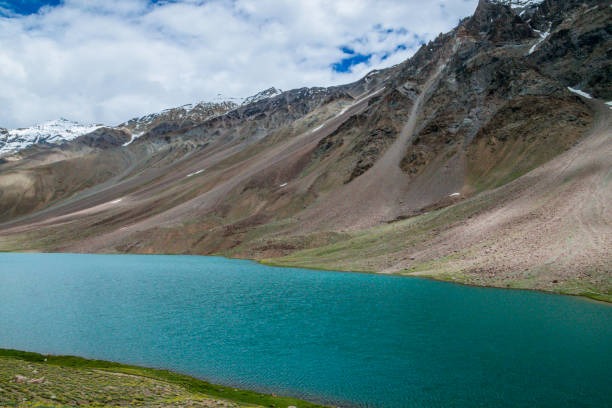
top-left (258, 258), bottom-right (612, 304)
top-left (0, 348), bottom-right (327, 408)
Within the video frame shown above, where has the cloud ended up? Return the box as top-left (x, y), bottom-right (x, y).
top-left (0, 0), bottom-right (477, 128)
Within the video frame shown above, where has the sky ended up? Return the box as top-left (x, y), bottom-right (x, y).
top-left (0, 0), bottom-right (477, 128)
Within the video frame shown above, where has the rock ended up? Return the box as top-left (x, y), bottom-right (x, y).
top-left (465, 0), bottom-right (536, 43)
top-left (13, 374), bottom-right (28, 383)
top-left (75, 127), bottom-right (132, 148)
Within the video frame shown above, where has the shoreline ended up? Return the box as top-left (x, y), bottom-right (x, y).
top-left (0, 348), bottom-right (328, 408)
top-left (2, 250), bottom-right (609, 304)
top-left (258, 258), bottom-right (612, 305)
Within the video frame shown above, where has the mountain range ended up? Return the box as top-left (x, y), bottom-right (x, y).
top-left (0, 0), bottom-right (609, 301)
top-left (0, 88), bottom-right (284, 156)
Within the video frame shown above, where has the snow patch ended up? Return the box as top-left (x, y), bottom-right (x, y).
top-left (335, 87), bottom-right (385, 119)
top-left (122, 136), bottom-right (133, 147)
top-left (122, 131), bottom-right (144, 147)
top-left (449, 192), bottom-right (461, 198)
top-left (335, 106), bottom-right (351, 117)
top-left (110, 198), bottom-right (123, 204)
top-left (567, 87), bottom-right (593, 99)
top-left (279, 182), bottom-right (288, 188)
top-left (310, 124), bottom-right (324, 133)
top-left (186, 169), bottom-right (205, 178)
top-left (528, 27), bottom-right (550, 55)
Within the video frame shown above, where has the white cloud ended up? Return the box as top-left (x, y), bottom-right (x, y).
top-left (0, 0), bottom-right (477, 128)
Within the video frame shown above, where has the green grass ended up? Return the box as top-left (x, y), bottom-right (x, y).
top-left (0, 349), bottom-right (327, 408)
top-left (264, 196), bottom-right (491, 273)
top-left (575, 292), bottom-right (612, 303)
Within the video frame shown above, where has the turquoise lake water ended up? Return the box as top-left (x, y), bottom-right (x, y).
top-left (0, 253), bottom-right (610, 407)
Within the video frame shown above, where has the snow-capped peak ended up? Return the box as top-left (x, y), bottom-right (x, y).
top-left (0, 118), bottom-right (101, 156)
top-left (242, 87), bottom-right (283, 106)
top-left (491, 0), bottom-right (544, 9)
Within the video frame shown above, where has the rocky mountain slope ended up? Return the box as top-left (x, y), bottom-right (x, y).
top-left (0, 0), bottom-right (609, 300)
top-left (117, 101), bottom-right (239, 147)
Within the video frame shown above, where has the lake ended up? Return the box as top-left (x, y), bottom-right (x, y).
top-left (0, 253), bottom-right (610, 407)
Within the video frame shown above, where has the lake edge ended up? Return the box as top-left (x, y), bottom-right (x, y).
top-left (262, 255), bottom-right (612, 304)
top-left (2, 250), bottom-right (609, 303)
top-left (0, 348), bottom-right (329, 408)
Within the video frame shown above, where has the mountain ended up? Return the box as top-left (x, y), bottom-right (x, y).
top-left (0, 0), bottom-right (609, 300)
top-left (241, 87), bottom-right (283, 106)
top-left (0, 118), bottom-right (101, 157)
top-left (116, 101), bottom-right (239, 146)
top-left (499, 0), bottom-right (544, 8)
top-left (0, 92), bottom-right (280, 155)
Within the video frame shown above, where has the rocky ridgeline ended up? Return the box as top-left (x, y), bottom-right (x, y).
top-left (492, 0), bottom-right (544, 8)
top-left (0, 90), bottom-right (282, 155)
top-left (118, 101), bottom-right (238, 137)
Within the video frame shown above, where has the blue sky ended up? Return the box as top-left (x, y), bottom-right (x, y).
top-left (0, 0), bottom-right (60, 15)
top-left (0, 0), bottom-right (477, 127)
top-left (333, 48), bottom-right (373, 74)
